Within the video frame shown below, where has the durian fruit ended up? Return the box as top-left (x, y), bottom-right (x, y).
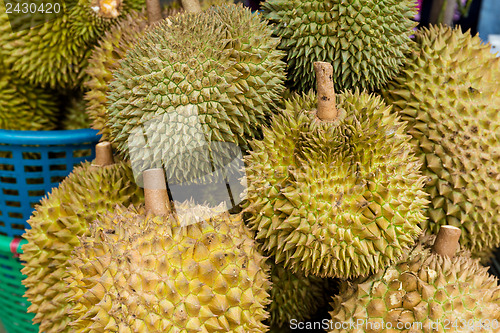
top-left (85, 11), bottom-right (150, 142)
top-left (329, 228), bottom-right (500, 332)
top-left (21, 145), bottom-right (144, 333)
top-left (0, 0), bottom-right (145, 90)
top-left (268, 260), bottom-right (329, 328)
top-left (61, 96), bottom-right (92, 130)
top-left (261, 0), bottom-right (417, 93)
top-left (0, 60), bottom-right (59, 130)
top-left (106, 4), bottom-right (286, 184)
top-left (381, 25), bottom-right (500, 260)
top-left (244, 62), bottom-right (428, 279)
top-left (65, 178), bottom-right (271, 332)
top-left (170, 0), bottom-right (236, 10)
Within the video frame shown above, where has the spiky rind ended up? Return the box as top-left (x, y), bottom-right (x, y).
top-left (106, 4), bottom-right (286, 184)
top-left (244, 89), bottom-right (428, 279)
top-left (268, 260), bottom-right (329, 327)
top-left (66, 204), bottom-right (271, 332)
top-left (61, 96), bottom-right (92, 130)
top-left (0, 61), bottom-right (59, 130)
top-left (85, 11), bottom-right (150, 141)
top-left (0, 0), bottom-right (145, 90)
top-left (21, 161), bottom-right (144, 333)
top-left (329, 239), bottom-right (500, 332)
top-left (382, 25), bottom-right (500, 259)
top-left (262, 0), bottom-right (417, 93)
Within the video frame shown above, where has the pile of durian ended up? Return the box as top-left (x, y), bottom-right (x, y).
top-left (3, 0), bottom-right (498, 331)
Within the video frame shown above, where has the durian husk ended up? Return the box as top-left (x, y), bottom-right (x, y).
top-left (0, 0), bottom-right (145, 90)
top-left (65, 203), bottom-right (272, 332)
top-left (381, 25), bottom-right (500, 261)
top-left (268, 260), bottom-right (329, 327)
top-left (105, 4), bottom-right (286, 184)
top-left (61, 96), bottom-right (92, 130)
top-left (21, 161), bottom-right (144, 333)
top-left (244, 89), bottom-right (428, 279)
top-left (329, 236), bottom-right (500, 332)
top-left (261, 0), bottom-right (418, 93)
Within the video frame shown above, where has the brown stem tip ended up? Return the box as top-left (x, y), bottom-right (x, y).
top-left (181, 0), bottom-right (201, 13)
top-left (432, 225), bottom-right (462, 258)
top-left (146, 0), bottom-right (163, 24)
top-left (314, 61), bottom-right (338, 122)
top-left (143, 168), bottom-right (171, 216)
top-left (93, 142), bottom-right (114, 167)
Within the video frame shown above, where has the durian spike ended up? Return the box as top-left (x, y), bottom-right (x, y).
top-left (181, 0), bottom-right (201, 13)
top-left (432, 225), bottom-right (462, 258)
top-left (146, 0), bottom-right (162, 24)
top-left (143, 168), bottom-right (171, 216)
top-left (314, 61), bottom-right (338, 121)
top-left (92, 142), bottom-right (115, 167)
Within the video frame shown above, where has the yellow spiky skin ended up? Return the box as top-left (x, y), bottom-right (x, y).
top-left (261, 0), bottom-right (417, 93)
top-left (66, 204), bottom-right (271, 332)
top-left (329, 238), bottom-right (500, 333)
top-left (0, 0), bottom-right (145, 90)
top-left (106, 4), bottom-right (286, 184)
top-left (268, 260), bottom-right (329, 327)
top-left (20, 161), bottom-right (144, 333)
top-left (381, 25), bottom-right (500, 260)
top-left (244, 89), bottom-right (428, 279)
top-left (170, 0), bottom-right (235, 10)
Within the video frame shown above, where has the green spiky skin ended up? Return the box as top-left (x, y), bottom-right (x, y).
top-left (0, 61), bottom-right (59, 130)
top-left (381, 25), bottom-right (500, 260)
top-left (268, 260), bottom-right (329, 327)
top-left (61, 96), bottom-right (92, 130)
top-left (21, 161), bottom-right (144, 333)
top-left (244, 90), bottom-right (428, 279)
top-left (262, 0), bottom-right (417, 93)
top-left (85, 11), bottom-right (150, 142)
top-left (66, 204), bottom-right (271, 332)
top-left (106, 4), bottom-right (286, 184)
top-left (329, 238), bottom-right (500, 332)
top-left (0, 0), bottom-right (145, 90)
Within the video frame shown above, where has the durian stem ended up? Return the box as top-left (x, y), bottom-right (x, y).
top-left (92, 142), bottom-right (114, 166)
top-left (143, 168), bottom-right (171, 216)
top-left (181, 0), bottom-right (201, 13)
top-left (314, 62), bottom-right (337, 121)
top-left (432, 225), bottom-right (462, 258)
top-left (146, 0), bottom-right (163, 24)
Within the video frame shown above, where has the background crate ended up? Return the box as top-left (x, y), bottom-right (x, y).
top-left (0, 235), bottom-right (35, 333)
top-left (0, 129), bottom-right (100, 238)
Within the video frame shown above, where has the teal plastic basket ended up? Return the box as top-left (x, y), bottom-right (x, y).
top-left (0, 235), bottom-right (34, 333)
top-left (0, 129), bottom-right (100, 238)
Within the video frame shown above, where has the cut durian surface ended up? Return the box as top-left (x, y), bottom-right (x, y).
top-left (261, 0), bottom-right (417, 93)
top-left (21, 160), bottom-right (144, 333)
top-left (66, 203), bottom-right (272, 332)
top-left (382, 25), bottom-right (500, 261)
top-left (244, 88), bottom-right (428, 279)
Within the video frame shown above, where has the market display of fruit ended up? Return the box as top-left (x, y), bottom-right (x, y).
top-left (0, 0), bottom-right (498, 332)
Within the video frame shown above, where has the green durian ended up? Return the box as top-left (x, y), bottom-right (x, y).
top-left (66, 203), bottom-right (271, 332)
top-left (0, 0), bottom-right (145, 90)
top-left (0, 60), bottom-right (59, 130)
top-left (262, 0), bottom-right (417, 93)
top-left (105, 4), bottom-right (286, 184)
top-left (381, 25), bottom-right (500, 260)
top-left (85, 11), bottom-right (150, 142)
top-left (268, 260), bottom-right (329, 327)
top-left (244, 88), bottom-right (428, 279)
top-left (21, 160), bottom-right (144, 333)
top-left (170, 0), bottom-right (236, 10)
top-left (329, 236), bottom-right (500, 332)
top-left (61, 96), bottom-right (92, 130)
